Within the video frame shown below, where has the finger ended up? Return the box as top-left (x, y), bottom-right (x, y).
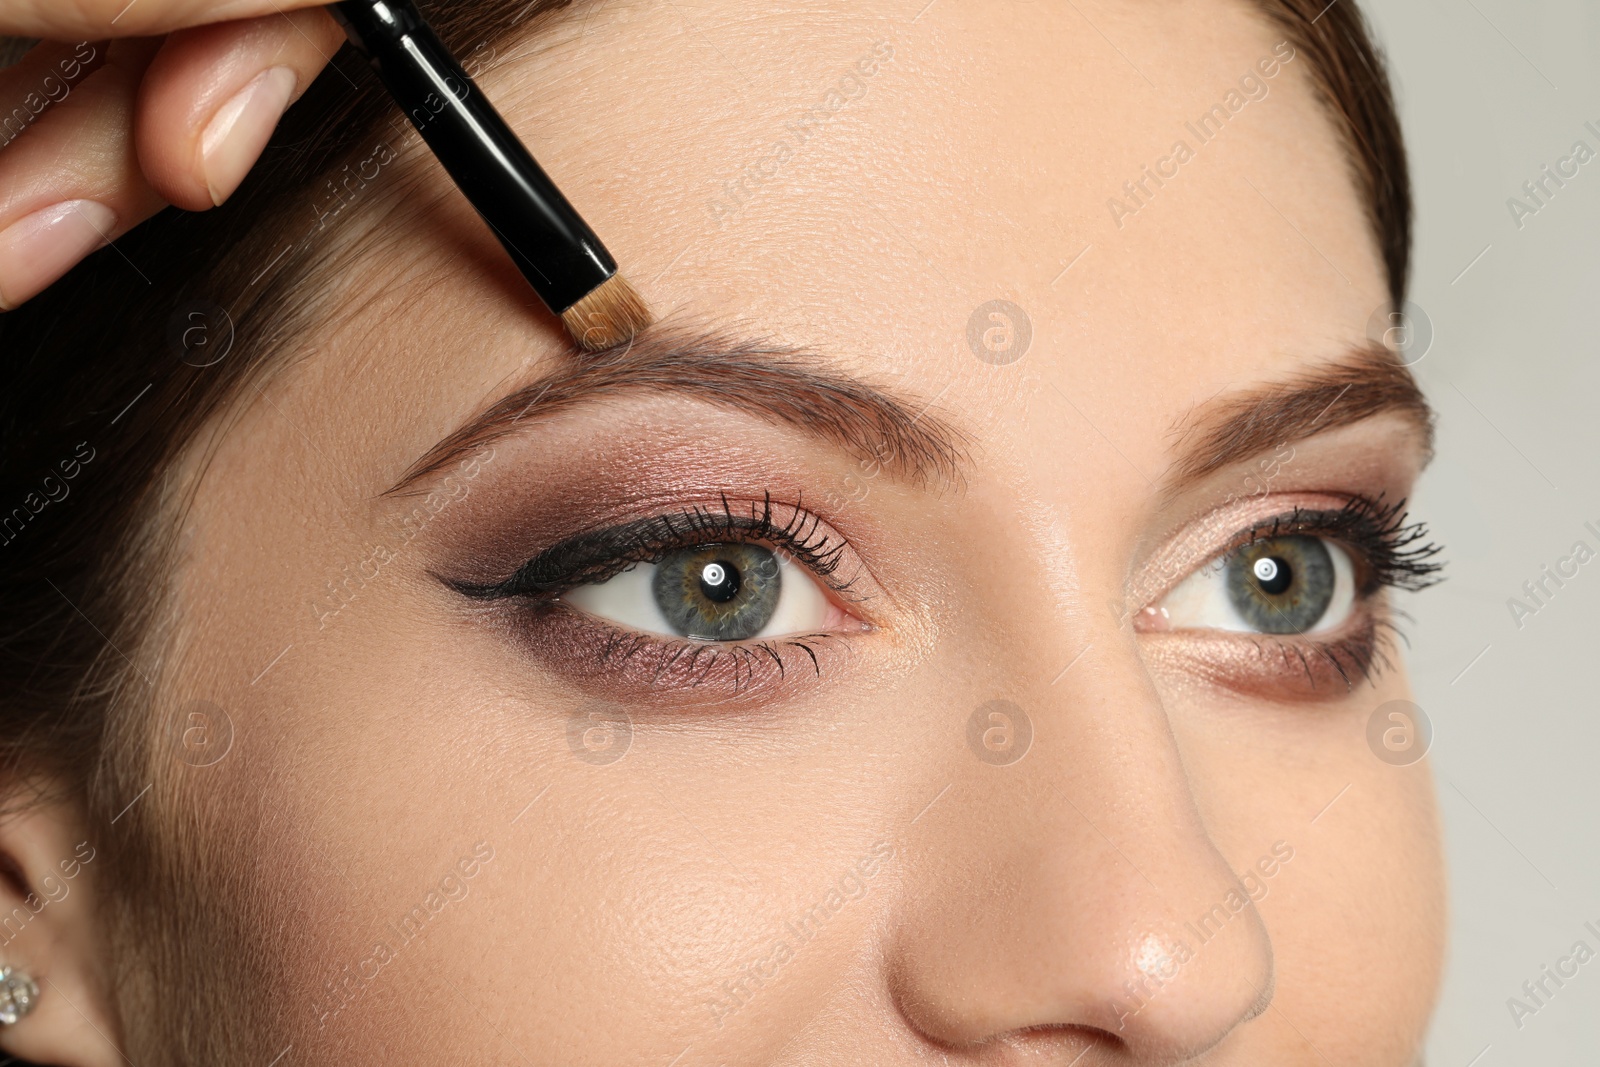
top-left (136, 7), bottom-right (343, 209)
top-left (1, 0), bottom-right (334, 42)
top-left (0, 40), bottom-right (108, 150)
top-left (0, 38), bottom-right (167, 310)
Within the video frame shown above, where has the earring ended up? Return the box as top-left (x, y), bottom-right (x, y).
top-left (0, 966), bottom-right (38, 1025)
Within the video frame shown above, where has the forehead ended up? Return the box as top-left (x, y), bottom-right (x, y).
top-left (314, 0), bottom-right (1386, 480)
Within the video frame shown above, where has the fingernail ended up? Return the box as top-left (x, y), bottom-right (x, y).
top-left (0, 201), bottom-right (117, 311)
top-left (200, 66), bottom-right (297, 207)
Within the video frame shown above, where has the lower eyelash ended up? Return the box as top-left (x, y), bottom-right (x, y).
top-left (594, 619), bottom-right (825, 682)
top-left (1269, 615), bottom-right (1394, 691)
top-left (482, 597), bottom-right (846, 702)
top-left (1145, 598), bottom-right (1401, 700)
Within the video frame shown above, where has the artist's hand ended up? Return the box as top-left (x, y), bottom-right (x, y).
top-left (0, 0), bottom-right (344, 309)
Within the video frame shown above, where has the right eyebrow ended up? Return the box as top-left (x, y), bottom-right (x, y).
top-left (386, 327), bottom-right (968, 496)
top-left (1165, 344), bottom-right (1435, 495)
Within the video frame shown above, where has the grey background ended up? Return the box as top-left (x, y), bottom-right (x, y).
top-left (1365, 0), bottom-right (1600, 1062)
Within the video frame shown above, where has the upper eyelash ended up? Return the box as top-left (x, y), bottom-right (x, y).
top-left (447, 493), bottom-right (854, 601)
top-left (1232, 494), bottom-right (1445, 595)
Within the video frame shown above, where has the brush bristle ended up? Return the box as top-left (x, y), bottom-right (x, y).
top-left (561, 274), bottom-right (653, 351)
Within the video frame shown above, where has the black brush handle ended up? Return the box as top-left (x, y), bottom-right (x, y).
top-left (332, 0), bottom-right (615, 313)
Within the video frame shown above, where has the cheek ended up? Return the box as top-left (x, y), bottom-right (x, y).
top-left (182, 615), bottom-right (857, 1063)
top-left (1168, 677), bottom-right (1446, 1061)
top-left (1264, 770), bottom-right (1445, 1063)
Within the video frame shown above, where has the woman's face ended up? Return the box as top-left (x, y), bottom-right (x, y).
top-left (155, 0), bottom-right (1444, 1062)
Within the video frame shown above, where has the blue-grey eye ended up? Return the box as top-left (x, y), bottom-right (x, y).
top-left (651, 544), bottom-right (781, 640)
top-left (1154, 534), bottom-right (1357, 635)
top-left (562, 542), bottom-right (834, 641)
top-left (1224, 536), bottom-right (1335, 633)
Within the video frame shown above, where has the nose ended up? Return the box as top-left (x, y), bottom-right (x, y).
top-left (885, 635), bottom-right (1276, 1062)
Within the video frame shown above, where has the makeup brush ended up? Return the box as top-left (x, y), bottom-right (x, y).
top-left (331, 0), bottom-right (652, 351)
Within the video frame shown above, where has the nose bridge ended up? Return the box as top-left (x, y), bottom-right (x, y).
top-left (886, 630), bottom-right (1275, 1059)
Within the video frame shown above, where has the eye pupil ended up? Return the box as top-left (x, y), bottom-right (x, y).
top-left (1252, 556), bottom-right (1291, 594)
top-left (698, 561), bottom-right (741, 603)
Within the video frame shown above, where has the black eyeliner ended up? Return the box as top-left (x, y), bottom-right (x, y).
top-left (447, 496), bottom-right (851, 601)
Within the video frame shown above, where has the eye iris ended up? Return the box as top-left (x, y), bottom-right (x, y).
top-left (653, 544), bottom-right (781, 640)
top-left (1226, 535), bottom-right (1334, 634)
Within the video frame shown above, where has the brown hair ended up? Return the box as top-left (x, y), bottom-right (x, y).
top-left (0, 0), bottom-right (1410, 1058)
top-left (1250, 0), bottom-right (1412, 311)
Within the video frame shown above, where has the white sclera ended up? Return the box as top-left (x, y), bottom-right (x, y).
top-left (562, 553), bottom-right (831, 640)
top-left (1157, 540), bottom-right (1356, 634)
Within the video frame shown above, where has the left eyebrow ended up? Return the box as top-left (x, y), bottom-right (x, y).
top-left (1165, 344), bottom-right (1435, 494)
top-left (385, 327), bottom-right (968, 496)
